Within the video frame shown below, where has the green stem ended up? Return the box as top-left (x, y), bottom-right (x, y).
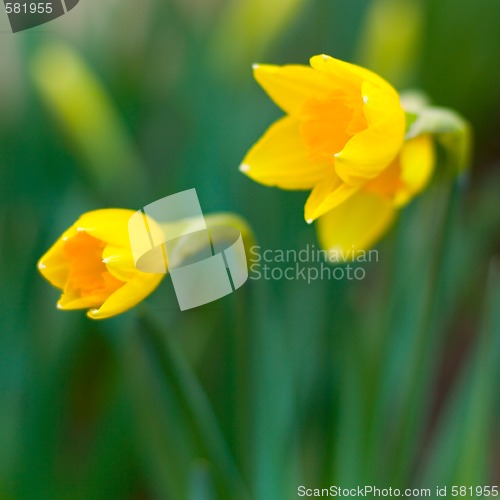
top-left (390, 178), bottom-right (460, 484)
top-left (363, 175), bottom-right (461, 487)
top-left (139, 313), bottom-right (251, 500)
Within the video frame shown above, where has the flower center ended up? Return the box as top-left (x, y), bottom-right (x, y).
top-left (63, 232), bottom-right (123, 304)
top-left (300, 92), bottom-right (367, 162)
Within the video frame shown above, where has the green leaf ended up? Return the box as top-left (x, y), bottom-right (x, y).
top-left (418, 262), bottom-right (500, 486)
top-left (405, 107), bottom-right (472, 174)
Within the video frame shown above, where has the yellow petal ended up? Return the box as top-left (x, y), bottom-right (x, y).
top-left (334, 80), bottom-right (405, 185)
top-left (38, 239), bottom-right (69, 289)
top-left (102, 244), bottom-right (138, 282)
top-left (240, 116), bottom-right (331, 190)
top-left (57, 293), bottom-right (103, 310)
top-left (253, 63), bottom-right (333, 115)
top-left (316, 191), bottom-right (396, 255)
top-left (304, 174), bottom-right (359, 222)
top-left (362, 159), bottom-right (404, 199)
top-left (309, 54), bottom-right (398, 97)
top-left (87, 272), bottom-right (163, 320)
top-left (37, 224), bottom-right (80, 289)
top-left (75, 209), bottom-right (136, 248)
top-left (395, 134), bottom-right (435, 206)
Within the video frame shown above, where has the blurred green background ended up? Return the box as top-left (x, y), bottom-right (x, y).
top-left (0, 0), bottom-right (499, 498)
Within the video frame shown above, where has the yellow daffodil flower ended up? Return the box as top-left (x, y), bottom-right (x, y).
top-left (38, 209), bottom-right (164, 320)
top-left (240, 54), bottom-right (406, 220)
top-left (240, 54), bottom-right (436, 256)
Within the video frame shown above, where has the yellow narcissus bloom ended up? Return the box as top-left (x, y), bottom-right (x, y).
top-left (38, 209), bottom-right (164, 320)
top-left (240, 54), bottom-right (435, 255)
